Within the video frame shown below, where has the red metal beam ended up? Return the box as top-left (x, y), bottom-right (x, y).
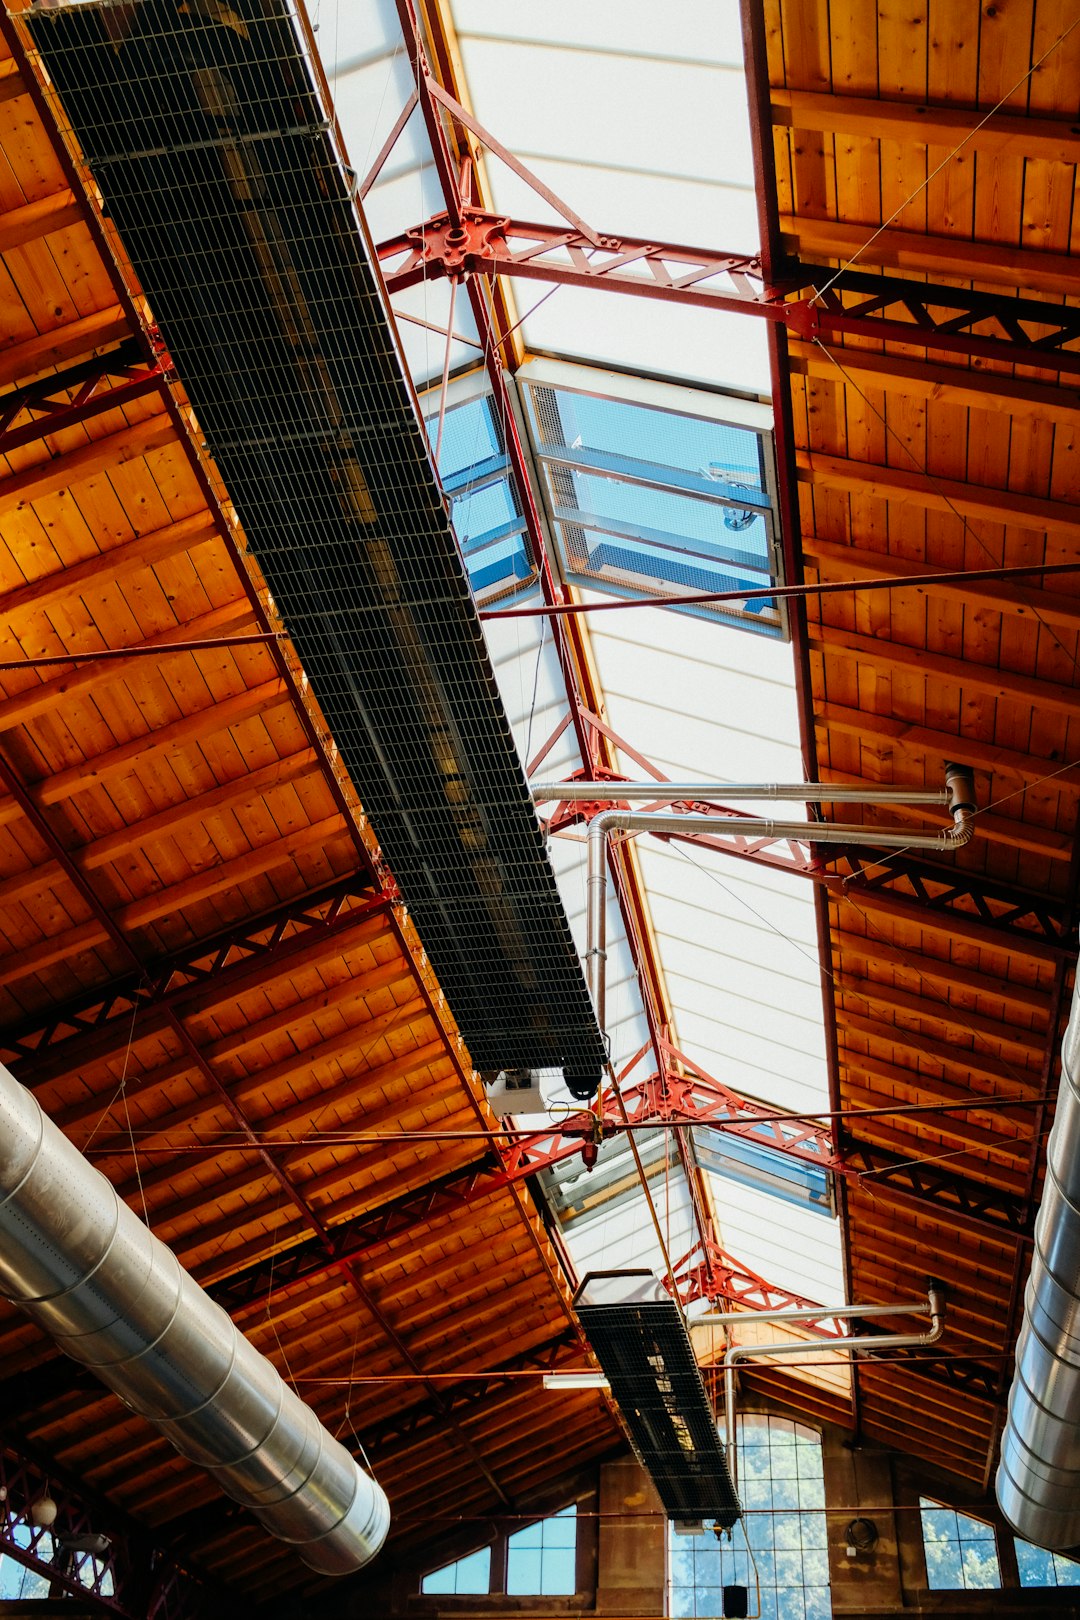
top-left (379, 207), bottom-right (782, 312)
top-left (669, 1236), bottom-right (840, 1321)
top-left (0, 873), bottom-right (391, 1069)
top-left (377, 207), bottom-right (1080, 378)
top-left (0, 1426), bottom-right (220, 1619)
top-left (388, 0), bottom-right (719, 1271)
top-left (0, 343), bottom-right (168, 457)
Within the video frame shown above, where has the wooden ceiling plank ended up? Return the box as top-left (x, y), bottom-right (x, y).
top-left (838, 974), bottom-right (1047, 1058)
top-left (772, 88), bottom-right (1080, 165)
top-left (818, 697), bottom-right (1072, 785)
top-left (838, 1005), bottom-right (1036, 1087)
top-left (839, 1102), bottom-right (1030, 1187)
top-left (856, 1395), bottom-right (992, 1457)
top-left (56, 1053), bottom-right (192, 1136)
top-left (0, 187), bottom-right (81, 252)
top-left (0, 410), bottom-right (175, 517)
top-left (0, 596), bottom-right (254, 733)
top-left (791, 339), bottom-right (1080, 423)
top-left (799, 447), bottom-right (1080, 537)
top-left (838, 1041), bottom-right (1039, 1123)
top-left (111, 1003), bottom-right (436, 1173)
top-left (839, 1064), bottom-right (1032, 1149)
top-left (0, 57), bottom-right (23, 105)
top-left (810, 625), bottom-right (1080, 727)
top-left (830, 884), bottom-right (1063, 964)
top-left (843, 1217), bottom-right (1012, 1293)
top-left (780, 212), bottom-right (1080, 295)
top-left (832, 926), bottom-right (1052, 1017)
top-left (0, 916), bottom-right (110, 987)
top-left (807, 535), bottom-right (1080, 634)
top-left (849, 1252), bottom-right (1012, 1323)
top-left (0, 304), bottom-right (129, 391)
top-left (78, 748), bottom-right (320, 872)
top-left (35, 675), bottom-right (288, 805)
top-left (0, 511), bottom-right (217, 625)
top-left (199, 959), bottom-right (414, 1065)
top-left (126, 1035), bottom-right (454, 1155)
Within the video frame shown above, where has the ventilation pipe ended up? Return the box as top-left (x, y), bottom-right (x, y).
top-left (0, 1060), bottom-right (388, 1576)
top-left (699, 1287), bottom-right (946, 1493)
top-left (997, 957), bottom-right (1080, 1549)
top-left (532, 767), bottom-right (976, 1036)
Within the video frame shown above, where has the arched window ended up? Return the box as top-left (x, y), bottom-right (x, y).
top-left (669, 1414), bottom-right (831, 1619)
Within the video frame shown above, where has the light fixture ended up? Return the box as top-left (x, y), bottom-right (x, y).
top-left (542, 1373), bottom-right (610, 1390)
top-left (58, 1532), bottom-right (111, 1557)
top-left (28, 1496), bottom-right (57, 1528)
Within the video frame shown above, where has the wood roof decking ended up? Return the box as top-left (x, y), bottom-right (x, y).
top-left (765, 0), bottom-right (1080, 1483)
top-left (0, 18), bottom-right (618, 1601)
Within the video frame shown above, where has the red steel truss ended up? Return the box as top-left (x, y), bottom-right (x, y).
top-left (379, 208), bottom-right (781, 314)
top-left (0, 342), bottom-right (169, 457)
top-left (669, 1236), bottom-right (841, 1322)
top-left (0, 1426), bottom-right (216, 1618)
top-left (377, 205), bottom-right (1080, 377)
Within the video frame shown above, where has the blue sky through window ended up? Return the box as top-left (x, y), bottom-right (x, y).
top-left (523, 380), bottom-right (781, 632)
top-left (920, 1499), bottom-right (1001, 1590)
top-left (421, 1544), bottom-right (491, 1595)
top-left (1015, 1539), bottom-right (1080, 1588)
top-left (507, 1503), bottom-right (577, 1595)
top-left (423, 393), bottom-right (533, 603)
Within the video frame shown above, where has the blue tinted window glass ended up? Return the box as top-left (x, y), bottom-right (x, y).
top-left (422, 389), bottom-right (534, 604)
top-left (421, 1544), bottom-right (491, 1594)
top-left (920, 1498), bottom-right (1000, 1590)
top-left (1016, 1538), bottom-right (1080, 1587)
top-left (669, 1418), bottom-right (830, 1616)
top-left (507, 1505), bottom-right (577, 1596)
top-left (525, 380), bottom-right (782, 635)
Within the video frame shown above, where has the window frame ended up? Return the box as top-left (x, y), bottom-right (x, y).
top-left (418, 1496), bottom-right (585, 1602)
top-left (668, 1412), bottom-right (831, 1619)
top-left (514, 356), bottom-right (787, 638)
top-left (918, 1495), bottom-right (1002, 1593)
top-left (418, 366), bottom-right (538, 608)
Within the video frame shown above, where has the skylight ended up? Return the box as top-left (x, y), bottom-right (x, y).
top-left (518, 361), bottom-right (783, 631)
top-left (421, 380), bottom-right (535, 604)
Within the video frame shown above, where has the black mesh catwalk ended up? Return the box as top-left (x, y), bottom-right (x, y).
top-left (30, 0), bottom-right (605, 1098)
top-left (575, 1273), bottom-right (740, 1527)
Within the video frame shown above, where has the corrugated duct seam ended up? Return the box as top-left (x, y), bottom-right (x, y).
top-left (0, 1058), bottom-right (389, 1574)
top-left (997, 947), bottom-right (1080, 1550)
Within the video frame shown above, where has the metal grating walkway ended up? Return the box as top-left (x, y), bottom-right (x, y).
top-left (30, 0), bottom-right (606, 1097)
top-left (575, 1272), bottom-right (740, 1527)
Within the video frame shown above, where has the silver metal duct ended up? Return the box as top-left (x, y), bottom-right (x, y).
top-left (538, 766), bottom-right (976, 1037)
top-left (702, 1288), bottom-right (945, 1494)
top-left (998, 962), bottom-right (1080, 1549)
top-left (0, 1059), bottom-right (389, 1576)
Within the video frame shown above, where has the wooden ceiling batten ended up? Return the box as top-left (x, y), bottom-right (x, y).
top-left (766, 0), bottom-right (1080, 1483)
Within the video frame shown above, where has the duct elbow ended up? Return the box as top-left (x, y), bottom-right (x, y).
top-left (942, 763), bottom-right (976, 847)
top-left (925, 1282), bottom-right (947, 1344)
